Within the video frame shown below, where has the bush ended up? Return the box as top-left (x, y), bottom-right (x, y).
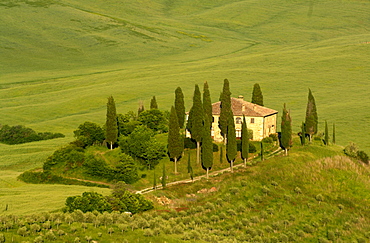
top-left (269, 133), bottom-right (278, 141)
top-left (357, 150), bottom-right (369, 164)
top-left (43, 145), bottom-right (84, 171)
top-left (184, 137), bottom-right (197, 149)
top-left (262, 137), bottom-right (274, 144)
top-left (0, 124), bottom-right (64, 145)
top-left (73, 122), bottom-right (105, 148)
top-left (344, 142), bottom-right (358, 158)
top-left (65, 192), bottom-right (112, 213)
top-left (237, 140), bottom-right (257, 153)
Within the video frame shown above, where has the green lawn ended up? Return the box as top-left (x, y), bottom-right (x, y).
top-left (0, 0), bottom-right (369, 215)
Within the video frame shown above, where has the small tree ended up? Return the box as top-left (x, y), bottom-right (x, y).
top-left (324, 120), bottom-right (329, 145)
top-left (153, 168), bottom-right (157, 190)
top-left (186, 84), bottom-right (204, 164)
top-left (138, 100), bottom-right (145, 115)
top-left (175, 87), bottom-right (185, 129)
top-left (150, 96), bottom-right (158, 109)
top-left (219, 145), bottom-right (223, 164)
top-left (241, 115), bottom-right (249, 166)
top-left (300, 122), bottom-right (306, 146)
top-left (226, 116), bottom-right (237, 173)
top-left (138, 109), bottom-right (168, 133)
top-left (260, 142), bottom-right (264, 161)
top-left (120, 126), bottom-right (166, 169)
top-left (161, 162), bottom-right (167, 187)
top-left (106, 96), bottom-right (118, 150)
top-left (305, 89), bottom-right (318, 141)
top-left (201, 116), bottom-right (213, 179)
top-left (74, 122), bottom-right (105, 148)
top-left (332, 123), bottom-right (336, 144)
top-left (168, 106), bottom-right (184, 174)
top-left (281, 103), bottom-right (292, 155)
top-left (203, 81), bottom-right (213, 128)
top-left (219, 79), bottom-right (232, 143)
top-left (251, 83), bottom-right (264, 106)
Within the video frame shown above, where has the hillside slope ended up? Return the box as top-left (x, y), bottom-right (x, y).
top-left (0, 0), bottom-right (369, 165)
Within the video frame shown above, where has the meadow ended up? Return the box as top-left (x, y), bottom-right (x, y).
top-left (0, 0), bottom-right (369, 215)
top-left (1, 141), bottom-right (370, 242)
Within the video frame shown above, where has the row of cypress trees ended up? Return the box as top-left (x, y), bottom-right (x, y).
top-left (168, 79), bottom-right (251, 179)
top-left (280, 88), bottom-right (337, 155)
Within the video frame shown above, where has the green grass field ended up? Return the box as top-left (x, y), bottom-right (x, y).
top-left (1, 140), bottom-right (369, 242)
top-left (0, 0), bottom-right (369, 214)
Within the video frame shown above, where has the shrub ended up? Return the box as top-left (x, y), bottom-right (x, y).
top-left (294, 187), bottom-right (302, 194)
top-left (43, 144), bottom-right (84, 171)
top-left (17, 226), bottom-right (28, 237)
top-left (237, 140), bottom-right (257, 153)
top-left (269, 133), bottom-right (278, 141)
top-left (344, 142), bottom-right (358, 158)
top-left (66, 192), bottom-right (111, 213)
top-left (0, 124), bottom-right (64, 145)
top-left (73, 121), bottom-right (105, 148)
top-left (303, 224), bottom-right (315, 233)
top-left (184, 137), bottom-right (197, 149)
top-left (34, 236), bottom-right (43, 243)
top-left (262, 137), bottom-right (273, 144)
top-left (316, 194), bottom-right (324, 203)
top-left (229, 187), bottom-right (240, 195)
top-left (212, 142), bottom-right (219, 152)
top-left (327, 230), bottom-right (335, 241)
top-left (357, 150), bottom-right (369, 164)
top-left (45, 230), bottom-right (56, 240)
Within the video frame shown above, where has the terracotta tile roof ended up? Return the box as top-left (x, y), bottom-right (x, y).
top-left (212, 97), bottom-right (278, 117)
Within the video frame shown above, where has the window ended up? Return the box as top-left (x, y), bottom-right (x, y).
top-left (236, 117), bottom-right (242, 124)
top-left (251, 118), bottom-right (255, 124)
top-left (236, 129), bottom-right (241, 138)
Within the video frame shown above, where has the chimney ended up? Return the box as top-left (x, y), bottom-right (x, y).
top-left (238, 95), bottom-right (244, 100)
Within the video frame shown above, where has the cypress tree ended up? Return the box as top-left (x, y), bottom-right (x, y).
top-left (260, 142), bottom-right (264, 161)
top-left (305, 89), bottom-right (318, 141)
top-left (174, 87), bottom-right (185, 129)
top-left (226, 116), bottom-right (237, 173)
top-left (201, 116), bottom-right (213, 179)
top-left (241, 115), bottom-right (249, 167)
top-left (324, 120), bottom-right (329, 145)
top-left (106, 96), bottom-right (118, 150)
top-left (187, 151), bottom-right (194, 181)
top-left (150, 96), bottom-right (158, 109)
top-left (203, 81), bottom-right (213, 128)
top-left (187, 151), bottom-right (191, 173)
top-left (153, 168), bottom-right (157, 190)
top-left (161, 163), bottom-right (166, 188)
top-left (281, 103), bottom-right (292, 155)
top-left (251, 83), bottom-right (264, 106)
top-left (332, 123), bottom-right (336, 144)
top-left (186, 84), bottom-right (204, 164)
top-left (219, 79), bottom-right (232, 142)
top-left (301, 122), bottom-right (306, 146)
top-left (168, 106), bottom-right (184, 174)
top-left (219, 145), bottom-right (223, 164)
top-left (138, 100), bottom-right (145, 116)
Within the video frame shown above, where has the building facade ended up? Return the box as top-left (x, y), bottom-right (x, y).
top-left (211, 96), bottom-right (278, 142)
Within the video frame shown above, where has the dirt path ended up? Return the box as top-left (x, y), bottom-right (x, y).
top-left (136, 147), bottom-right (283, 194)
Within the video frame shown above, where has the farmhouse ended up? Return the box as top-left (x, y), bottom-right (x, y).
top-left (211, 95), bottom-right (278, 141)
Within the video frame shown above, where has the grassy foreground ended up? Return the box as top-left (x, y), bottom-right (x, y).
top-left (1, 140), bottom-right (369, 242)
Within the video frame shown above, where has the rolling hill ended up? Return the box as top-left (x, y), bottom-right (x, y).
top-left (0, 0), bottom-right (369, 216)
